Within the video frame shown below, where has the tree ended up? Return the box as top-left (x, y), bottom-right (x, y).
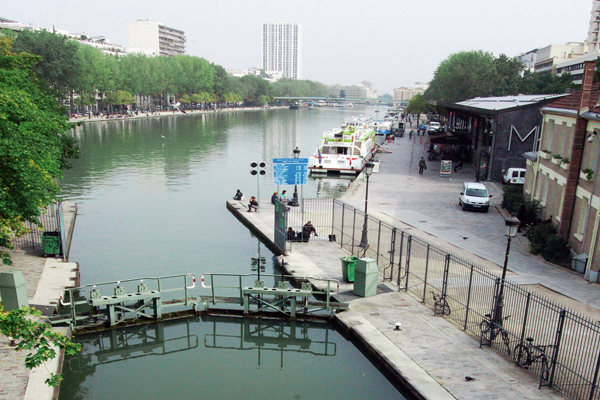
top-left (0, 305), bottom-right (81, 387)
top-left (427, 51), bottom-right (498, 102)
top-left (0, 36), bottom-right (78, 265)
top-left (406, 94), bottom-right (428, 124)
top-left (520, 70), bottom-right (577, 94)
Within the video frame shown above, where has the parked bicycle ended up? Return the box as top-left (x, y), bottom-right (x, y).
top-left (513, 337), bottom-right (552, 381)
top-left (431, 291), bottom-right (450, 316)
top-left (480, 313), bottom-right (511, 355)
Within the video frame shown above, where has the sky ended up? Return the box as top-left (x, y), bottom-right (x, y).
top-left (2, 0), bottom-right (593, 95)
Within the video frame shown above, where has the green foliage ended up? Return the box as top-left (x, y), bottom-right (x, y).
top-left (427, 50), bottom-right (577, 103)
top-left (561, 157), bottom-right (570, 164)
top-left (271, 78), bottom-right (329, 98)
top-left (0, 305), bottom-right (81, 387)
top-left (406, 94), bottom-right (427, 116)
top-left (552, 154), bottom-right (562, 159)
top-left (526, 221), bottom-right (557, 255)
top-left (501, 185), bottom-right (540, 225)
top-left (583, 168), bottom-right (594, 180)
top-left (525, 221), bottom-right (571, 264)
top-left (0, 36), bottom-right (78, 264)
top-left (105, 90), bottom-right (135, 106)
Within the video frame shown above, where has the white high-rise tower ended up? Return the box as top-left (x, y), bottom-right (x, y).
top-left (262, 21), bottom-right (302, 80)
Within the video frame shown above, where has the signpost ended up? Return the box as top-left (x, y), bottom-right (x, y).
top-left (273, 158), bottom-right (309, 186)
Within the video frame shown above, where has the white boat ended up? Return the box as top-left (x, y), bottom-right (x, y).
top-left (371, 119), bottom-right (392, 136)
top-left (308, 116), bottom-right (376, 175)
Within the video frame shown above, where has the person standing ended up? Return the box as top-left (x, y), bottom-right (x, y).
top-left (418, 157), bottom-right (427, 174)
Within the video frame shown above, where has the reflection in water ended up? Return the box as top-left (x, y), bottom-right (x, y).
top-left (204, 318), bottom-right (336, 369)
top-left (60, 317), bottom-right (408, 400)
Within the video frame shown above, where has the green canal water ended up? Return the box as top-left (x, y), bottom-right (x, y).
top-left (58, 108), bottom-right (410, 399)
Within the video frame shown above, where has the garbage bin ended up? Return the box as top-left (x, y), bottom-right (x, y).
top-left (353, 258), bottom-right (378, 297)
top-left (340, 256), bottom-right (359, 282)
top-left (42, 231), bottom-right (61, 257)
top-left (0, 270), bottom-right (29, 311)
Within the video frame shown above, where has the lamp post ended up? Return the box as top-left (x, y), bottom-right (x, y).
top-left (359, 161), bottom-right (376, 249)
top-left (493, 216), bottom-right (521, 325)
top-left (291, 147), bottom-right (300, 206)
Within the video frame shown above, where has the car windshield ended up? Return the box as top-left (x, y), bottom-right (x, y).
top-left (466, 188), bottom-right (488, 197)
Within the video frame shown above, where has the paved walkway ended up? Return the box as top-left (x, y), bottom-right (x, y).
top-left (0, 203), bottom-right (79, 400)
top-left (229, 199), bottom-right (565, 400)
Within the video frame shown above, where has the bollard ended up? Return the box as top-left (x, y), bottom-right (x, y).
top-left (0, 270), bottom-right (29, 311)
top-left (420, 136), bottom-right (422, 144)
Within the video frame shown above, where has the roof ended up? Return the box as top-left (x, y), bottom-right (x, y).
top-left (455, 94), bottom-right (567, 111)
top-left (523, 151), bottom-right (538, 162)
top-left (541, 82), bottom-right (600, 113)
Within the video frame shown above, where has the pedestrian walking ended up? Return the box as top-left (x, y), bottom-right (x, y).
top-left (418, 157), bottom-right (427, 174)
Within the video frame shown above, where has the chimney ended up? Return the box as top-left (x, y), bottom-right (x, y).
top-left (559, 61), bottom-right (596, 237)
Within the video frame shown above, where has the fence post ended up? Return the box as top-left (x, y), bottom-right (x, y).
top-left (464, 263), bottom-right (474, 331)
top-left (340, 203), bottom-right (345, 249)
top-left (386, 228), bottom-right (397, 281)
top-left (422, 244), bottom-right (430, 302)
top-left (442, 254), bottom-right (450, 297)
top-left (404, 235), bottom-right (412, 291)
top-left (376, 220), bottom-right (382, 267)
top-left (519, 292), bottom-right (531, 346)
top-left (351, 208), bottom-right (357, 255)
top-left (546, 309), bottom-right (566, 388)
top-left (397, 231), bottom-right (404, 288)
top-left (331, 199), bottom-right (336, 240)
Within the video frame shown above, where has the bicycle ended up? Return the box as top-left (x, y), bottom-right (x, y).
top-left (431, 291), bottom-right (450, 316)
top-left (479, 313), bottom-right (511, 355)
top-left (513, 337), bottom-right (552, 382)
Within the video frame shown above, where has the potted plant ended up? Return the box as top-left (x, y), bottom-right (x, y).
top-left (551, 154), bottom-right (562, 165)
top-left (539, 149), bottom-right (552, 159)
top-left (560, 157), bottom-right (570, 170)
top-left (582, 168), bottom-right (594, 181)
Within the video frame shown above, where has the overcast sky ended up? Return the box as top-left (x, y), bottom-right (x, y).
top-left (3, 0), bottom-right (593, 94)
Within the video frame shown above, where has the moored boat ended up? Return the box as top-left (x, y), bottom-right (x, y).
top-left (308, 116), bottom-right (376, 175)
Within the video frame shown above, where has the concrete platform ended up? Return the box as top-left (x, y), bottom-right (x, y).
top-left (227, 199), bottom-right (565, 400)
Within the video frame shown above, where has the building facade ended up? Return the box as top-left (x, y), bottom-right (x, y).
top-left (128, 20), bottom-right (186, 57)
top-left (262, 20), bottom-right (302, 80)
top-left (393, 87), bottom-right (424, 102)
top-left (524, 61), bottom-right (600, 281)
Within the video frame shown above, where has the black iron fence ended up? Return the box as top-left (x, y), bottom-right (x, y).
top-left (8, 203), bottom-right (61, 251)
top-left (298, 197), bottom-right (600, 400)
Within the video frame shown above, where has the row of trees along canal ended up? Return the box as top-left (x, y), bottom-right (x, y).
top-left (5, 29), bottom-right (330, 114)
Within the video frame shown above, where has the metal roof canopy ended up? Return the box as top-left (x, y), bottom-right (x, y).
top-left (437, 94), bottom-right (567, 115)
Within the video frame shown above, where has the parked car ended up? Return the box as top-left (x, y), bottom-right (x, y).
top-left (459, 182), bottom-right (492, 212)
top-left (502, 168), bottom-right (526, 185)
top-left (428, 122), bottom-right (441, 132)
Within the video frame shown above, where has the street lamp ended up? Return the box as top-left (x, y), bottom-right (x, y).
top-left (291, 147), bottom-right (300, 206)
top-left (359, 161), bottom-right (376, 249)
top-left (493, 216), bottom-right (521, 325)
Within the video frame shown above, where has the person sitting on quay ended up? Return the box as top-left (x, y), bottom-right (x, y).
top-left (280, 190), bottom-right (287, 203)
top-left (286, 227), bottom-right (298, 241)
top-left (300, 221), bottom-right (318, 242)
top-left (271, 192), bottom-right (279, 204)
top-left (233, 189), bottom-right (243, 200)
top-left (247, 196), bottom-right (258, 212)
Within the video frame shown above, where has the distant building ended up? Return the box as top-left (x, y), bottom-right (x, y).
top-left (533, 43), bottom-right (587, 75)
top-left (393, 86), bottom-right (425, 102)
top-left (71, 33), bottom-right (124, 56)
top-left (226, 68), bottom-right (283, 83)
top-left (128, 19), bottom-right (186, 57)
top-left (518, 49), bottom-right (538, 72)
top-left (327, 83), bottom-right (376, 99)
top-left (262, 20), bottom-right (302, 80)
top-left (0, 16), bottom-right (37, 32)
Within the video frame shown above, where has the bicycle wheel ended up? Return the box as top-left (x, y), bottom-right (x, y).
top-left (442, 300), bottom-right (451, 316)
top-left (513, 344), bottom-right (530, 367)
top-left (480, 320), bottom-right (492, 342)
top-left (434, 300), bottom-right (442, 315)
top-left (540, 356), bottom-right (550, 381)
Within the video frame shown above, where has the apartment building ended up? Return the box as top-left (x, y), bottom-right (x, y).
top-left (262, 20), bottom-right (302, 80)
top-left (128, 20), bottom-right (186, 57)
top-left (524, 61), bottom-right (600, 281)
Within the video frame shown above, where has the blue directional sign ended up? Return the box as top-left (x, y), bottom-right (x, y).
top-left (273, 158), bottom-right (308, 186)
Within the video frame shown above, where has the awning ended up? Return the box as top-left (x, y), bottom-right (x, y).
top-left (429, 131), bottom-right (472, 145)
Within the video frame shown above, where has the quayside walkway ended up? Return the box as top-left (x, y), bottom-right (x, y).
top-left (227, 199), bottom-right (565, 400)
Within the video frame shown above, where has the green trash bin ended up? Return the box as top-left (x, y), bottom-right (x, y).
top-left (340, 256), bottom-right (359, 282)
top-left (42, 231), bottom-right (61, 257)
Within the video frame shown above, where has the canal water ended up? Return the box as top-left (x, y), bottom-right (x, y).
top-left (58, 108), bottom-right (409, 399)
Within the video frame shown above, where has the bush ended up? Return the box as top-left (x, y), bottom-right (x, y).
top-left (526, 221), bottom-right (557, 255)
top-left (502, 185), bottom-right (540, 226)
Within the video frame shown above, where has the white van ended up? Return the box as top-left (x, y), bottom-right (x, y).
top-left (502, 168), bottom-right (526, 185)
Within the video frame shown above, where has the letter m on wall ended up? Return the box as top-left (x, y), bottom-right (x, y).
top-left (508, 125), bottom-right (539, 152)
